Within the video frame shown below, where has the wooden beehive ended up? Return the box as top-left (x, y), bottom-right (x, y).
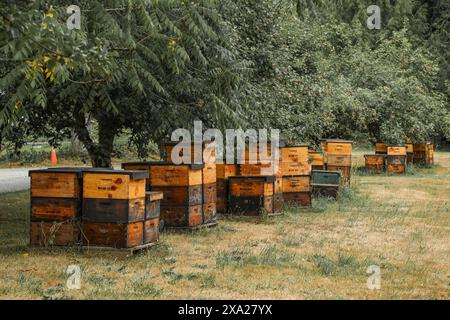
top-left (386, 155), bottom-right (407, 174)
top-left (81, 170), bottom-right (148, 250)
top-left (121, 162), bottom-right (204, 188)
top-left (143, 191), bottom-right (162, 244)
top-left (327, 165), bottom-right (351, 184)
top-left (281, 146), bottom-right (309, 163)
top-left (82, 222), bottom-right (144, 249)
top-left (31, 198), bottom-right (80, 222)
top-left (161, 141), bottom-right (216, 164)
top-left (151, 185), bottom-right (202, 206)
top-left (413, 143), bottom-right (434, 165)
top-left (29, 169), bottom-right (82, 199)
top-left (282, 175), bottom-right (311, 207)
top-left (375, 143), bottom-right (388, 155)
top-left (364, 155), bottom-right (386, 174)
top-left (239, 162), bottom-right (281, 177)
top-left (143, 218), bottom-right (160, 244)
top-left (406, 143), bottom-right (414, 164)
top-left (282, 175), bottom-right (311, 193)
top-left (387, 146), bottom-right (407, 156)
top-left (30, 221), bottom-right (80, 247)
top-left (309, 150), bottom-right (325, 170)
top-left (311, 170), bottom-right (341, 186)
top-left (216, 164), bottom-right (238, 179)
top-left (325, 140), bottom-right (353, 155)
top-left (145, 192), bottom-right (163, 220)
top-left (29, 168), bottom-right (86, 246)
top-left (326, 154), bottom-right (352, 167)
top-left (311, 170), bottom-right (340, 199)
top-left (228, 176), bottom-right (276, 216)
top-left (160, 205), bottom-right (203, 228)
top-left (82, 198), bottom-right (145, 223)
top-left (83, 170), bottom-right (148, 200)
top-left (283, 192), bottom-right (312, 207)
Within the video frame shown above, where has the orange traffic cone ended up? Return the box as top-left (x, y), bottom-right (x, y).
top-left (50, 147), bottom-right (58, 164)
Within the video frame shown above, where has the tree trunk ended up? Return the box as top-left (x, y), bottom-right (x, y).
top-left (73, 111), bottom-right (117, 168)
top-left (91, 119), bottom-right (116, 168)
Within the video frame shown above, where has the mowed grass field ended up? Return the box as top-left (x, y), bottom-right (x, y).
top-left (0, 152), bottom-right (449, 300)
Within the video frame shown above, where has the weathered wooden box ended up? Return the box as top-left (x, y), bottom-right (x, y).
top-left (160, 205), bottom-right (203, 228)
top-left (30, 221), bottom-right (80, 247)
top-left (82, 222), bottom-right (143, 249)
top-left (145, 192), bottom-right (163, 219)
top-left (151, 185), bottom-right (202, 206)
top-left (161, 141), bottom-right (216, 164)
top-left (83, 170), bottom-right (148, 200)
top-left (283, 192), bottom-right (312, 207)
top-left (386, 155), bottom-right (407, 174)
top-left (282, 175), bottom-right (311, 193)
top-left (311, 171), bottom-right (341, 186)
top-left (364, 155), bottom-right (386, 174)
top-left (143, 218), bottom-right (160, 244)
top-left (82, 198), bottom-right (145, 223)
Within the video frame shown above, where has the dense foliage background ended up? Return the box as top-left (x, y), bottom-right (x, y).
top-left (1, 0), bottom-right (449, 165)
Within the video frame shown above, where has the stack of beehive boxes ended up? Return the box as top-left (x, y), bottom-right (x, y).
top-left (122, 141), bottom-right (218, 229)
top-left (406, 142), bottom-right (414, 164)
top-left (29, 168), bottom-right (162, 250)
top-left (413, 143), bottom-right (435, 165)
top-left (216, 164), bottom-right (238, 213)
top-left (121, 162), bottom-right (213, 229)
top-left (280, 145), bottom-right (312, 207)
top-left (364, 154), bottom-right (386, 174)
top-left (323, 140), bottom-right (353, 184)
top-left (226, 140), bottom-right (282, 216)
top-left (386, 146), bottom-right (407, 174)
top-left (311, 170), bottom-right (341, 199)
top-left (29, 168), bottom-right (83, 247)
top-left (228, 176), bottom-right (277, 216)
top-left (81, 170), bottom-right (149, 249)
top-left (164, 141), bottom-right (218, 224)
top-left (308, 150), bottom-right (325, 171)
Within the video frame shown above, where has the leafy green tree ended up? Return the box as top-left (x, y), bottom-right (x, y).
top-left (0, 0), bottom-right (244, 167)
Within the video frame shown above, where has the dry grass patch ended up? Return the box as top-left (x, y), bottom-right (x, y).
top-left (0, 151), bottom-right (449, 299)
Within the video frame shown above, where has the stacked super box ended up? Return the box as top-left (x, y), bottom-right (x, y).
top-left (122, 162), bottom-right (217, 229)
top-left (144, 192), bottom-right (163, 244)
top-left (233, 140), bottom-right (283, 215)
top-left (29, 168), bottom-right (83, 246)
top-left (81, 170), bottom-right (149, 249)
top-left (311, 170), bottom-right (341, 199)
top-left (386, 146), bottom-right (407, 174)
top-left (364, 155), bottom-right (386, 174)
top-left (309, 150), bottom-right (325, 171)
top-left (406, 143), bottom-right (414, 165)
top-left (162, 141), bottom-right (217, 226)
top-left (323, 140), bottom-right (353, 184)
top-left (413, 143), bottom-right (435, 165)
top-left (228, 176), bottom-right (276, 216)
top-left (280, 145), bottom-right (311, 207)
top-left (216, 164), bottom-right (238, 213)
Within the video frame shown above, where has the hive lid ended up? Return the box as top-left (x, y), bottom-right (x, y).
top-left (28, 167), bottom-right (95, 177)
top-left (281, 144), bottom-right (310, 148)
top-left (122, 162), bottom-right (205, 170)
top-left (145, 192), bottom-right (164, 201)
top-left (82, 169), bottom-right (149, 180)
top-left (323, 139), bottom-right (354, 144)
top-left (228, 176), bottom-right (277, 183)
